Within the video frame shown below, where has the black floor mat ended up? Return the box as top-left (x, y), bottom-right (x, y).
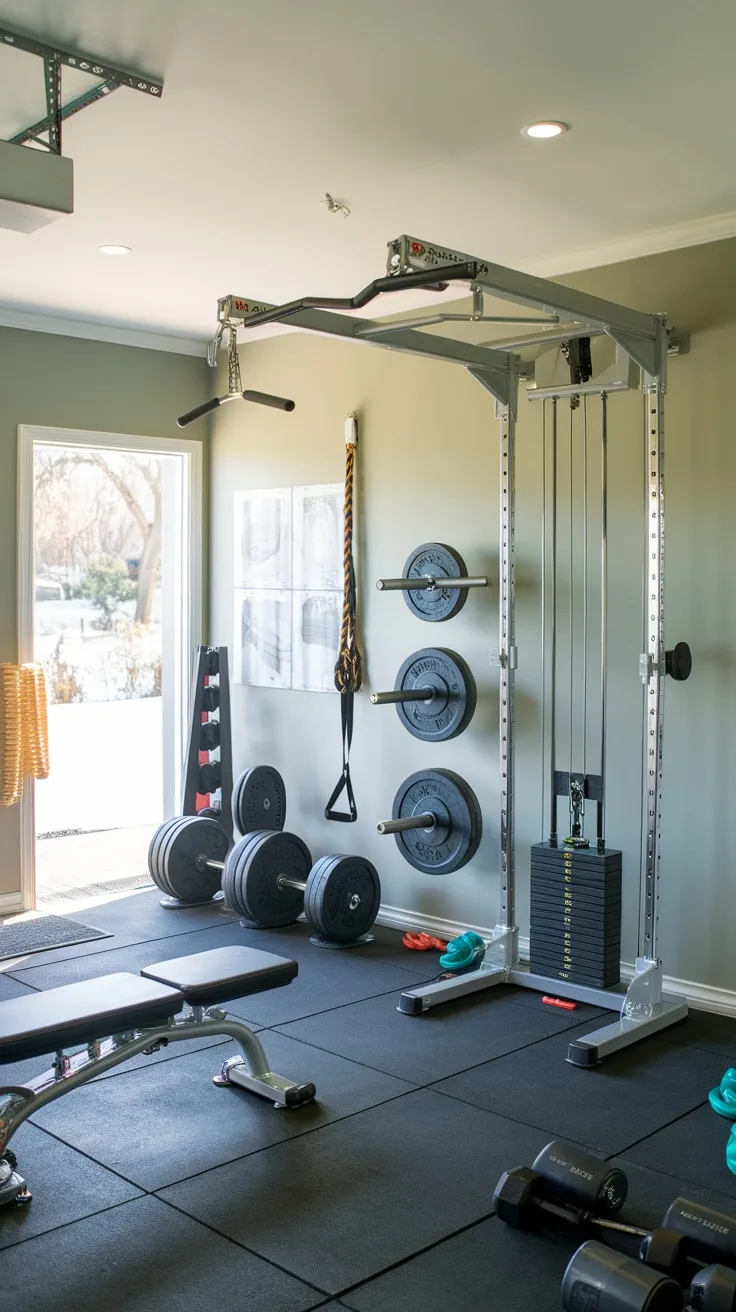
top-left (158, 1089), bottom-right (555, 1295)
top-left (0, 1194), bottom-right (324, 1312)
top-left (0, 915), bottom-right (111, 962)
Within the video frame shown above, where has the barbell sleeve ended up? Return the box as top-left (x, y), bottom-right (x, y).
top-left (276, 875), bottom-right (307, 892)
top-left (376, 575), bottom-right (488, 592)
top-left (377, 813), bottom-right (437, 835)
top-left (370, 687), bottom-right (435, 706)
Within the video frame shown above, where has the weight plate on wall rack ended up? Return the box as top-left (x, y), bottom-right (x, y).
top-left (394, 647), bottom-right (476, 742)
top-left (390, 768), bottom-right (482, 875)
top-left (402, 542), bottom-right (468, 623)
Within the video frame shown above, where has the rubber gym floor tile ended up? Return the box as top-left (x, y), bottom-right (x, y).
top-left (622, 1103), bottom-right (736, 1201)
top-left (275, 987), bottom-right (606, 1085)
top-left (30, 1031), bottom-right (416, 1192)
top-left (0, 1121), bottom-right (142, 1251)
top-left (0, 1031), bottom-right (237, 1091)
top-left (224, 953), bottom-right (428, 1028)
top-left (158, 1089), bottom-right (554, 1295)
top-left (340, 1216), bottom-right (573, 1312)
top-left (656, 1006), bottom-right (736, 1058)
top-left (433, 1030), bottom-right (725, 1155)
top-left (1, 1193), bottom-right (326, 1312)
top-left (605, 1154), bottom-right (736, 1231)
top-left (0, 970), bottom-right (37, 1000)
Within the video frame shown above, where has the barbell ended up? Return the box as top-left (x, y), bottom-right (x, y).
top-left (377, 768), bottom-right (482, 874)
top-left (223, 831), bottom-right (381, 945)
top-left (377, 542), bottom-right (488, 622)
top-left (148, 816), bottom-right (381, 944)
top-left (370, 647), bottom-right (476, 741)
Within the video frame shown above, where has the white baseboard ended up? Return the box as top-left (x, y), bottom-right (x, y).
top-left (376, 906), bottom-right (736, 1018)
top-left (0, 891), bottom-right (24, 917)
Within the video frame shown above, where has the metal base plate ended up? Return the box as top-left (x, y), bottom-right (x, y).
top-left (308, 932), bottom-right (375, 950)
top-left (160, 890), bottom-right (225, 910)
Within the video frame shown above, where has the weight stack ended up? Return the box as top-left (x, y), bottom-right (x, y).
top-left (529, 842), bottom-right (622, 988)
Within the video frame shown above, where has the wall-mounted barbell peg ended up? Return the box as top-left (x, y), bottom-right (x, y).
top-left (378, 541), bottom-right (487, 622)
top-left (370, 648), bottom-right (476, 741)
top-left (377, 814), bottom-right (440, 835)
top-left (376, 575), bottom-right (488, 592)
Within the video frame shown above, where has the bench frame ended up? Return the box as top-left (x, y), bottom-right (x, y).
top-left (0, 1003), bottom-right (315, 1205)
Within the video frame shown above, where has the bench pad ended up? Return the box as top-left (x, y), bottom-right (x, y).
top-left (0, 973), bottom-right (183, 1064)
top-left (140, 945), bottom-right (298, 1006)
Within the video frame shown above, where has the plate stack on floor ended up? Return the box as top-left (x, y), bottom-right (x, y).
top-left (528, 841), bottom-right (622, 987)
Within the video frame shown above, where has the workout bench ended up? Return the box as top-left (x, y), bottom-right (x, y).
top-left (0, 945), bottom-right (316, 1206)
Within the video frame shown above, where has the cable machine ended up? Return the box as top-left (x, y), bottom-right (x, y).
top-left (197, 234), bottom-right (691, 1065)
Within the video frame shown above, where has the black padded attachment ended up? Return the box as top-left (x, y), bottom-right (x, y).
top-left (140, 945), bottom-right (298, 1007)
top-left (0, 974), bottom-right (183, 1063)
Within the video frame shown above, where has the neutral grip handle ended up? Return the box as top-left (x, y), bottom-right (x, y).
top-left (177, 396), bottom-right (221, 427)
top-left (242, 389), bottom-right (296, 412)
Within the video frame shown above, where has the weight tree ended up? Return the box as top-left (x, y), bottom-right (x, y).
top-left (202, 234), bottom-right (690, 1064)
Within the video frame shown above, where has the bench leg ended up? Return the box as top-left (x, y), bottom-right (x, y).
top-left (210, 1018), bottom-right (316, 1108)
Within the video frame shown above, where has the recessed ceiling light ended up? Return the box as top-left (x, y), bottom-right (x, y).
top-left (98, 244), bottom-right (131, 255)
top-left (521, 121), bottom-right (567, 139)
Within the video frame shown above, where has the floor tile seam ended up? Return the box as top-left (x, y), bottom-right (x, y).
top-left (0, 974), bottom-right (41, 992)
top-left (659, 1036), bottom-right (736, 1059)
top-left (4, 919), bottom-right (241, 980)
top-left (613, 1148), bottom-right (736, 1202)
top-left (330, 1210), bottom-right (499, 1300)
top-left (233, 979), bottom-right (431, 1029)
top-left (0, 1190), bottom-right (142, 1253)
top-left (149, 1085), bottom-right (425, 1193)
top-left (605, 1098), bottom-right (713, 1159)
top-left (413, 1019), bottom-right (604, 1087)
top-left (23, 1119), bottom-right (153, 1192)
top-left (427, 1082), bottom-right (610, 1143)
top-left (267, 1026), bottom-right (426, 1084)
top-left (152, 1192), bottom-right (335, 1301)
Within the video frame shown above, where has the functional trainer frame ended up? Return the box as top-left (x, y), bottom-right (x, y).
top-left (213, 234), bottom-right (688, 1063)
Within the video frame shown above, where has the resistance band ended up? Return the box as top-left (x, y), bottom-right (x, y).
top-left (325, 414), bottom-right (363, 822)
top-left (0, 663), bottom-right (50, 806)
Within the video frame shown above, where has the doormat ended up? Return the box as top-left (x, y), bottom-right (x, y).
top-left (0, 916), bottom-right (112, 962)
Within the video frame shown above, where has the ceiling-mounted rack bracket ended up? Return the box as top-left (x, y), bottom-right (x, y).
top-left (1, 25), bottom-right (163, 153)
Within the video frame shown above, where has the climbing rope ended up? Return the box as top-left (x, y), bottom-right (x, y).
top-left (325, 414), bottom-right (363, 822)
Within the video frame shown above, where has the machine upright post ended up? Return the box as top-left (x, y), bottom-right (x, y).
top-left (549, 397), bottom-right (559, 846)
top-left (598, 393), bottom-right (609, 852)
top-left (498, 381), bottom-right (517, 961)
top-left (640, 359), bottom-right (666, 961)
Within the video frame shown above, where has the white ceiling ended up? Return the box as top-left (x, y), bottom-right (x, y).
top-left (0, 0), bottom-right (735, 350)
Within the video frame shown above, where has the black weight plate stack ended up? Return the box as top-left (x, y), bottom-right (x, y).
top-left (394, 647), bottom-right (476, 742)
top-left (161, 816), bottom-right (229, 904)
top-left (529, 841), bottom-right (622, 987)
top-left (236, 830), bottom-right (312, 927)
top-left (232, 765), bottom-right (287, 836)
top-left (304, 855), bottom-right (381, 943)
top-left (402, 542), bottom-right (469, 623)
top-left (148, 817), bottom-right (184, 896)
top-left (390, 768), bottom-right (482, 875)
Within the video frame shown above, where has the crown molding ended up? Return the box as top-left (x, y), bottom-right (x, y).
top-left (0, 305), bottom-right (207, 357)
top-left (524, 207), bottom-right (736, 278)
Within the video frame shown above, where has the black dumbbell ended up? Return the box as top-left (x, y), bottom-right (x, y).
top-left (563, 1241), bottom-right (736, 1312)
top-left (493, 1140), bottom-right (629, 1228)
top-left (198, 761), bottom-right (221, 794)
top-left (199, 719), bottom-right (220, 752)
top-left (494, 1144), bottom-right (736, 1283)
top-left (206, 649), bottom-right (220, 676)
top-left (201, 686), bottom-right (220, 712)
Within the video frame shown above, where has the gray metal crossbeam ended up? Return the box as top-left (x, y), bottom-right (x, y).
top-left (0, 26), bottom-right (163, 96)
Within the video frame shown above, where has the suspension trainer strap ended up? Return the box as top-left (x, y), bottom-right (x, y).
top-left (325, 414), bottom-right (363, 822)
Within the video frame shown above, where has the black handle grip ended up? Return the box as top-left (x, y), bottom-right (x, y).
top-left (177, 396), bottom-right (221, 427)
top-left (242, 390), bottom-right (295, 412)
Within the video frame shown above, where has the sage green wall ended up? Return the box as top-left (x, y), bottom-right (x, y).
top-left (209, 237), bottom-right (736, 993)
top-left (0, 327), bottom-right (211, 899)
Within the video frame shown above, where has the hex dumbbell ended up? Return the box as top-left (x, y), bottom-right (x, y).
top-left (562, 1241), bottom-right (736, 1312)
